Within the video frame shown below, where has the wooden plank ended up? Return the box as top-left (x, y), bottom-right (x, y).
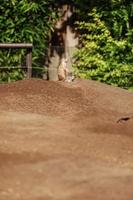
top-left (0, 43), bottom-right (33, 48)
top-left (26, 48), bottom-right (32, 79)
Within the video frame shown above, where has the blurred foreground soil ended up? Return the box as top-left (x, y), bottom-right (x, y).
top-left (0, 79), bottom-right (133, 200)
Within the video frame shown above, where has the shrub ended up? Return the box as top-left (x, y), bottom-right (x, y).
top-left (74, 7), bottom-right (133, 89)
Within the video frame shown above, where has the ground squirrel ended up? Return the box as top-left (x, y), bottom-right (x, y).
top-left (58, 58), bottom-right (69, 81)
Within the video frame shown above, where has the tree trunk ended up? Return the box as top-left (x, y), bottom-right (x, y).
top-left (47, 3), bottom-right (78, 81)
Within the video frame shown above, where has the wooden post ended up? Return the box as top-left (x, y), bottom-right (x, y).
top-left (26, 48), bottom-right (32, 79)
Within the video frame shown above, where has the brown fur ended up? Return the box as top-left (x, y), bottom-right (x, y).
top-left (58, 58), bottom-right (68, 81)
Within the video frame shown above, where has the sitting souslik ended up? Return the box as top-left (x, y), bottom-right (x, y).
top-left (58, 58), bottom-right (75, 82)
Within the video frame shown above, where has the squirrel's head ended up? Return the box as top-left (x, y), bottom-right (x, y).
top-left (61, 58), bottom-right (67, 64)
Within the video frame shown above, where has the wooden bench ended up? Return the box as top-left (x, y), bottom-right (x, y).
top-left (0, 43), bottom-right (33, 78)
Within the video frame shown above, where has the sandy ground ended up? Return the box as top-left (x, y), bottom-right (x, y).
top-left (0, 78), bottom-right (133, 200)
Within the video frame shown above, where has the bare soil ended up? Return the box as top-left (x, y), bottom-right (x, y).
top-left (0, 78), bottom-right (133, 200)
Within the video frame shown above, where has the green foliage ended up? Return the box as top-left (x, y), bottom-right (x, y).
top-left (0, 68), bottom-right (26, 83)
top-left (0, 48), bottom-right (26, 82)
top-left (0, 0), bottom-right (56, 82)
top-left (74, 5), bottom-right (133, 89)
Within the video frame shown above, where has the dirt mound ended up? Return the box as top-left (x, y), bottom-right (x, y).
top-left (0, 79), bottom-right (87, 116)
top-left (0, 78), bottom-right (133, 134)
top-left (0, 79), bottom-right (133, 200)
top-left (0, 78), bottom-right (133, 116)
